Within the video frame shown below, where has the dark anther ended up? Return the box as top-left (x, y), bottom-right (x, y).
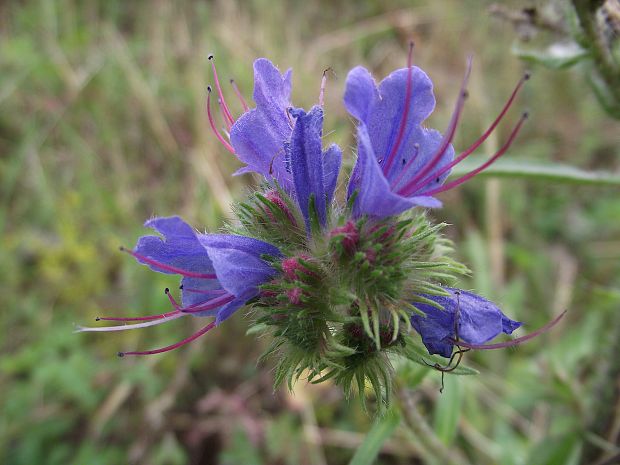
top-left (229, 78), bottom-right (234, 83)
top-left (522, 111), bottom-right (530, 119)
top-left (462, 90), bottom-right (469, 99)
top-left (118, 246), bottom-right (126, 252)
top-left (207, 85), bottom-right (212, 93)
top-left (402, 158), bottom-right (406, 165)
top-left (179, 284), bottom-right (184, 290)
top-left (95, 317), bottom-right (101, 321)
top-left (164, 287), bottom-right (170, 294)
top-left (436, 177), bottom-right (440, 183)
top-left (524, 71), bottom-right (531, 80)
top-left (117, 352), bottom-right (125, 358)
top-left (208, 54), bottom-right (214, 60)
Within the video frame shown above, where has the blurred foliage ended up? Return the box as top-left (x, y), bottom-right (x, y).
top-left (1, 0), bottom-right (619, 464)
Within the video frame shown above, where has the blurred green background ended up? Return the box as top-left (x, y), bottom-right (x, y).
top-left (2, 0), bottom-right (619, 464)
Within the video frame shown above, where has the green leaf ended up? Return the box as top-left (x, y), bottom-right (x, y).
top-left (450, 156), bottom-right (620, 186)
top-left (433, 375), bottom-right (462, 445)
top-left (513, 40), bottom-right (589, 69)
top-left (348, 407), bottom-right (401, 465)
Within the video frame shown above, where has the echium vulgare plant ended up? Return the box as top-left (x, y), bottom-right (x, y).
top-left (79, 44), bottom-right (564, 409)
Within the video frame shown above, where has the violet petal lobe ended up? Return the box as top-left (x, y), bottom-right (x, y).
top-left (343, 66), bottom-right (379, 123)
top-left (410, 288), bottom-right (522, 358)
top-left (230, 58), bottom-right (294, 190)
top-left (199, 234), bottom-right (282, 323)
top-left (322, 143), bottom-right (342, 205)
top-left (134, 216), bottom-right (214, 276)
top-left (288, 106), bottom-right (330, 230)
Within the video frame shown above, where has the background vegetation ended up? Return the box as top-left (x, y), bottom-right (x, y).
top-left (1, 0), bottom-right (619, 464)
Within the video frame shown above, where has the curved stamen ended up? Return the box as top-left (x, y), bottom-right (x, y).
top-left (413, 72), bottom-right (530, 190)
top-left (75, 313), bottom-right (184, 332)
top-left (96, 310), bottom-right (179, 322)
top-left (230, 78), bottom-right (250, 112)
top-left (206, 87), bottom-right (235, 153)
top-left (208, 55), bottom-right (235, 125)
top-left (382, 41), bottom-right (415, 175)
top-left (422, 112), bottom-right (528, 196)
top-left (118, 321), bottom-right (216, 356)
top-left (180, 293), bottom-right (235, 314)
top-left (453, 310), bottom-right (566, 350)
top-left (120, 247), bottom-right (217, 279)
top-left (218, 97), bottom-right (232, 132)
top-left (396, 56), bottom-right (473, 196)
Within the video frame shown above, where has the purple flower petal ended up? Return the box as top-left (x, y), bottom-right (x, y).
top-left (134, 216), bottom-right (214, 276)
top-left (344, 65), bottom-right (455, 217)
top-left (230, 59), bottom-right (294, 190)
top-left (410, 288), bottom-right (522, 358)
top-left (349, 125), bottom-right (441, 218)
top-left (288, 106), bottom-right (332, 230)
top-left (323, 143), bottom-right (342, 204)
top-left (200, 234), bottom-right (281, 322)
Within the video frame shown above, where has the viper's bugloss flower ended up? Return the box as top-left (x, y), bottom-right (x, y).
top-left (207, 57), bottom-right (341, 231)
top-left (410, 288), bottom-right (522, 358)
top-left (77, 217), bottom-right (281, 355)
top-left (345, 44), bottom-right (530, 218)
top-left (84, 49), bottom-right (564, 409)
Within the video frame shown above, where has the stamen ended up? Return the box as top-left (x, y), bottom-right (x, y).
top-left (96, 310), bottom-right (178, 322)
top-left (75, 313), bottom-right (184, 333)
top-left (180, 293), bottom-right (234, 314)
top-left (206, 87), bottom-right (235, 153)
top-left (217, 97), bottom-right (232, 132)
top-left (423, 112), bottom-right (528, 196)
top-left (118, 320), bottom-right (216, 356)
top-left (413, 72), bottom-right (530, 189)
top-left (165, 287), bottom-right (182, 310)
top-left (230, 78), bottom-right (249, 112)
top-left (396, 56), bottom-right (473, 196)
top-left (120, 246), bottom-right (217, 279)
top-left (382, 41), bottom-right (415, 175)
top-left (319, 67), bottom-right (332, 107)
top-left (453, 310), bottom-right (566, 350)
top-left (208, 55), bottom-right (235, 125)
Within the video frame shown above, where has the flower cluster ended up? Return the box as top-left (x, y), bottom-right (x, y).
top-left (81, 46), bottom-right (562, 407)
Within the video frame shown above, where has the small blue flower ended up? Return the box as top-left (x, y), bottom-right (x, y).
top-left (208, 57), bottom-right (342, 232)
top-left (344, 46), bottom-right (529, 219)
top-left (78, 216), bottom-right (281, 355)
top-left (410, 288), bottom-right (522, 358)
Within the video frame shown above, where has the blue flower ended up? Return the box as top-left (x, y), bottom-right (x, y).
top-left (344, 46), bottom-right (529, 218)
top-left (78, 216), bottom-right (281, 355)
top-left (207, 56), bottom-right (342, 232)
top-left (410, 288), bottom-right (522, 358)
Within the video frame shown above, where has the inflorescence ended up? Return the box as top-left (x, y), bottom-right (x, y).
top-left (78, 44), bottom-right (564, 409)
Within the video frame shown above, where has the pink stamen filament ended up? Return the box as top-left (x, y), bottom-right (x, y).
top-left (412, 73), bottom-right (530, 191)
top-left (422, 112), bottom-right (528, 196)
top-left (396, 57), bottom-right (473, 196)
top-left (230, 79), bottom-right (250, 112)
top-left (180, 294), bottom-right (234, 314)
top-left (206, 87), bottom-right (235, 153)
top-left (120, 247), bottom-right (217, 279)
top-left (382, 41), bottom-right (415, 175)
top-left (453, 310), bottom-right (566, 350)
top-left (119, 320), bottom-right (216, 356)
top-left (218, 97), bottom-right (232, 132)
top-left (208, 55), bottom-right (235, 125)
